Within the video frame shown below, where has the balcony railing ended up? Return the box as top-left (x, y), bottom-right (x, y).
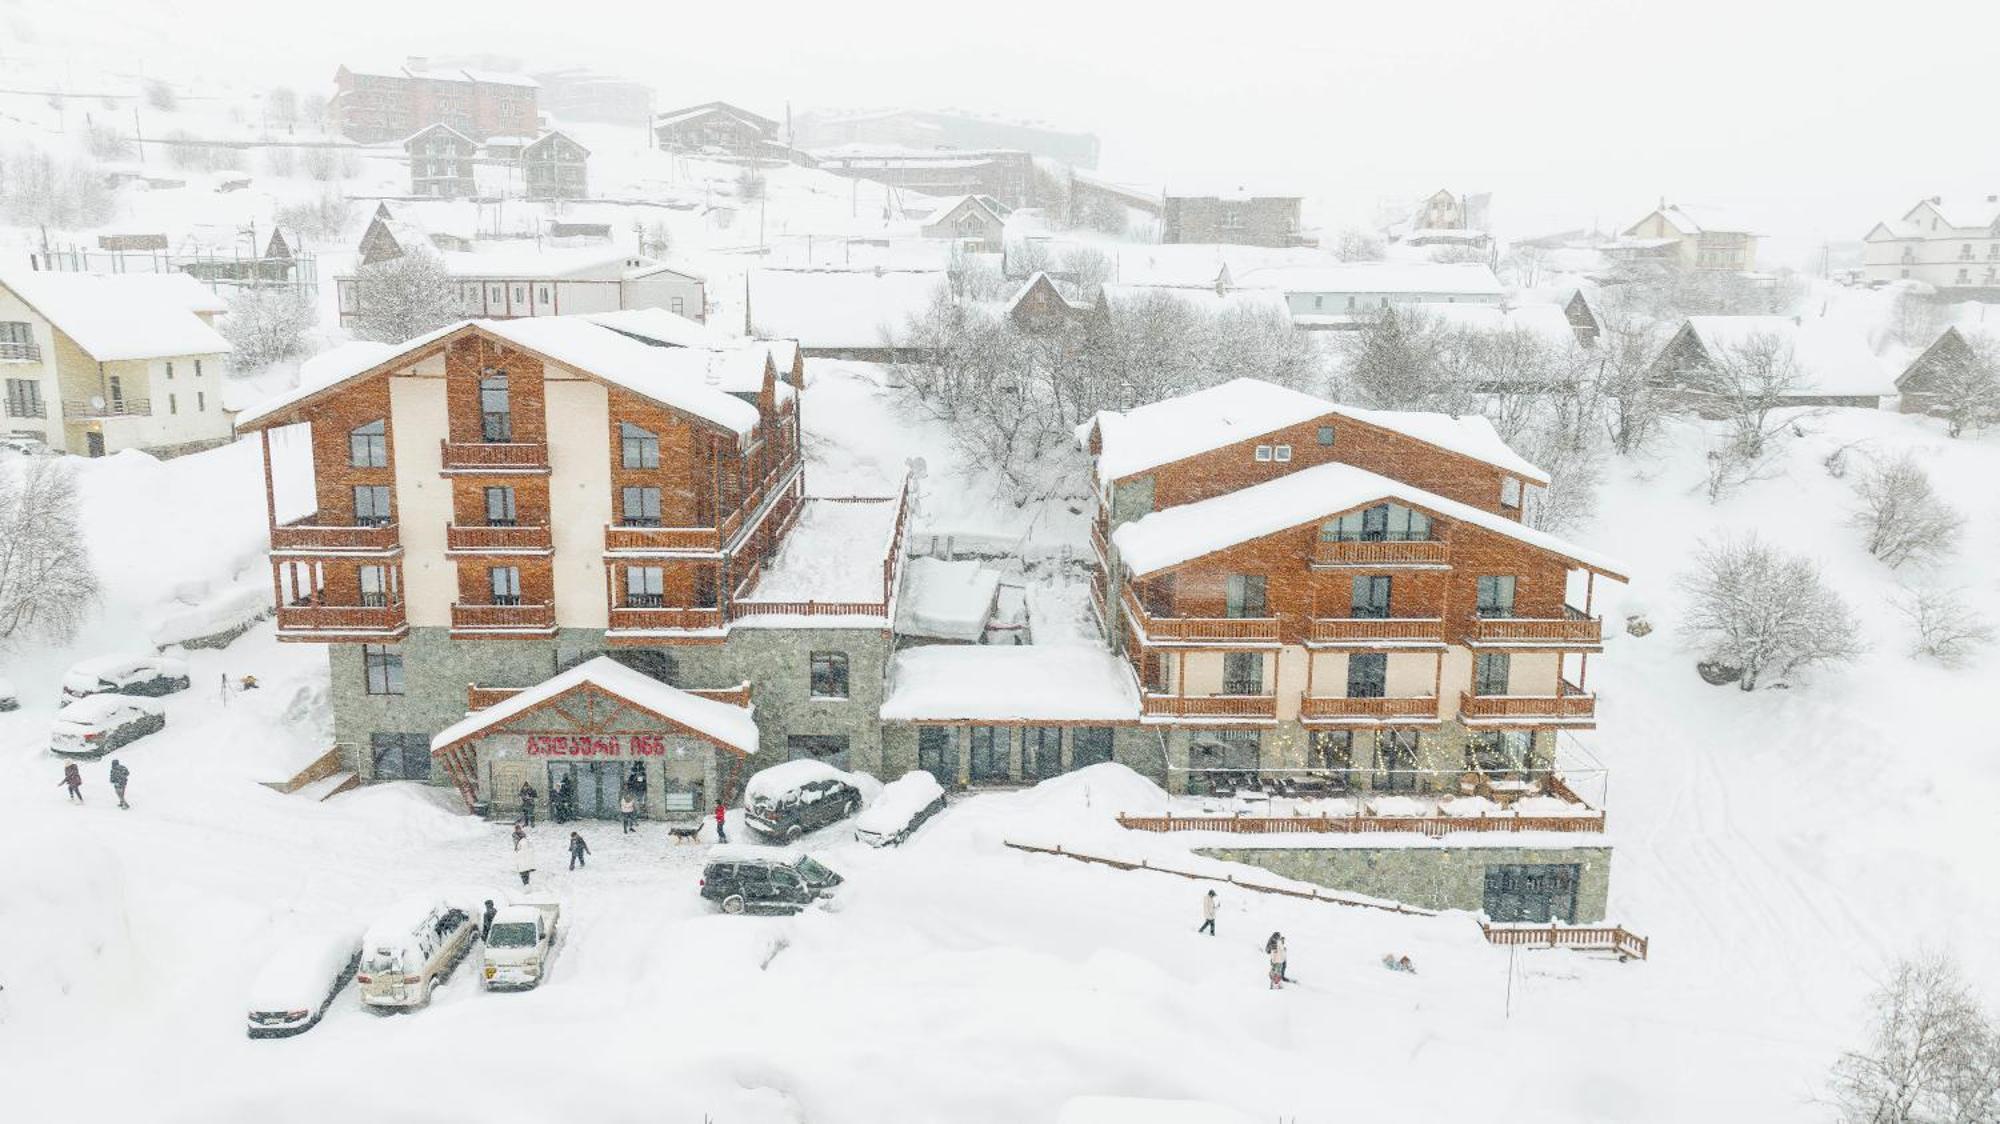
top-left (1141, 693), bottom-right (1278, 719)
top-left (1124, 589), bottom-right (1279, 644)
top-left (450, 602), bottom-right (556, 634)
top-left (1090, 520), bottom-right (1112, 567)
top-left (64, 398), bottom-right (150, 418)
top-left (606, 605), bottom-right (725, 634)
top-left (1309, 617), bottom-right (1445, 645)
top-left (270, 519), bottom-right (400, 553)
top-left (1459, 680), bottom-right (1596, 723)
top-left (1464, 608), bottom-right (1603, 646)
top-left (1311, 539), bottom-right (1449, 567)
top-left (0, 341), bottom-right (41, 363)
top-left (275, 601), bottom-right (407, 636)
top-left (439, 439), bottom-right (549, 473)
top-left (604, 524), bottom-right (722, 553)
top-left (3, 397), bottom-right (48, 418)
top-left (1300, 695), bottom-right (1440, 721)
top-left (445, 523), bottom-right (552, 554)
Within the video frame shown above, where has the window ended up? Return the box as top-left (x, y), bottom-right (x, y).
top-left (0, 321), bottom-right (31, 346)
top-left (1308, 729), bottom-right (1353, 772)
top-left (479, 370), bottom-right (512, 442)
top-left (537, 286), bottom-right (550, 304)
top-left (968, 726), bottom-right (1010, 782)
top-left (1254, 445), bottom-right (1273, 462)
top-left (1473, 652), bottom-right (1511, 696)
top-left (484, 486), bottom-right (517, 526)
top-left (489, 566), bottom-right (522, 606)
top-left (1225, 574), bottom-right (1267, 618)
top-left (1316, 425), bottom-right (1335, 447)
top-left (358, 564), bottom-right (394, 608)
top-left (620, 422), bottom-right (659, 469)
top-left (3, 378), bottom-right (45, 418)
top-left (1190, 728), bottom-right (1261, 772)
top-left (168, 393), bottom-right (178, 415)
top-left (1022, 727), bottom-right (1062, 780)
top-left (626, 566), bottom-right (664, 607)
top-left (362, 645), bottom-right (404, 695)
top-left (1273, 444), bottom-right (1292, 462)
top-left (1475, 575), bottom-right (1517, 618)
top-left (350, 420), bottom-right (388, 467)
top-left (621, 486), bottom-right (662, 526)
top-left (1071, 727), bottom-right (1114, 769)
top-left (1466, 730), bottom-right (1538, 777)
top-left (918, 727), bottom-right (956, 785)
top-left (1320, 503), bottom-right (1432, 543)
top-left (197, 391), bottom-right (205, 412)
top-left (1500, 476), bottom-right (1522, 509)
top-left (1222, 651), bottom-right (1264, 696)
top-left (1483, 863), bottom-right (1580, 924)
top-left (369, 732), bottom-right (430, 780)
top-left (810, 651), bottom-right (850, 699)
top-left (1373, 729), bottom-right (1422, 792)
top-left (165, 361), bottom-right (174, 380)
top-left (1351, 575), bottom-right (1391, 618)
top-left (108, 375), bottom-right (124, 408)
top-left (1347, 652), bottom-right (1387, 698)
top-left (352, 485), bottom-right (392, 526)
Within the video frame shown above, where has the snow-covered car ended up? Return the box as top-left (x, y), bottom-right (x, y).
top-left (355, 896), bottom-right (477, 1011)
top-left (743, 759), bottom-right (866, 841)
top-left (49, 695), bottom-right (165, 757)
top-left (699, 846), bottom-right (843, 915)
top-left (245, 927), bottom-right (363, 1038)
top-left (0, 435), bottom-right (52, 457)
top-left (480, 895), bottom-right (560, 991)
top-left (853, 770), bottom-right (946, 847)
top-left (0, 675), bottom-right (17, 712)
top-left (60, 653), bottom-right (191, 702)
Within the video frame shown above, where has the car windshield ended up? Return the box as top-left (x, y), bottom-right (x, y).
top-left (794, 856), bottom-right (833, 883)
top-left (486, 922), bottom-right (537, 948)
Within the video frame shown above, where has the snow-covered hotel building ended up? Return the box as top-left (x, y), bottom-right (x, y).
top-left (1862, 196), bottom-right (2000, 294)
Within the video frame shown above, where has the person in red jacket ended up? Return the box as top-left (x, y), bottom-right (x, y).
top-left (58, 762), bottom-right (83, 802)
top-left (713, 800), bottom-right (728, 843)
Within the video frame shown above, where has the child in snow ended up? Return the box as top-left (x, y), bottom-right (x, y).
top-left (568, 831), bottom-right (590, 870)
top-left (619, 793), bottom-right (637, 834)
top-left (59, 762), bottom-right (83, 802)
top-left (109, 760), bottom-right (130, 809)
top-left (1198, 889), bottom-right (1218, 936)
top-left (512, 822), bottom-right (527, 851)
top-left (1382, 954), bottom-right (1417, 974)
top-left (1266, 932), bottom-right (1290, 983)
top-left (714, 801), bottom-right (729, 843)
top-left (516, 846), bottom-right (536, 887)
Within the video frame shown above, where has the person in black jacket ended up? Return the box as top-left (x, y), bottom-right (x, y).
top-left (481, 899), bottom-right (497, 941)
top-left (568, 830), bottom-right (590, 871)
top-left (109, 760), bottom-right (130, 809)
top-left (555, 775), bottom-right (576, 824)
top-left (519, 782), bottom-right (538, 827)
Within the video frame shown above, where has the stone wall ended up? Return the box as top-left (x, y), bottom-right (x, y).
top-left (879, 723), bottom-right (1164, 787)
top-left (1198, 843), bottom-right (1612, 922)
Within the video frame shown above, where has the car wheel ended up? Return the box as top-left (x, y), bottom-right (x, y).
top-left (784, 823), bottom-right (803, 842)
top-left (844, 798), bottom-right (859, 818)
top-left (425, 975), bottom-right (439, 1005)
top-left (722, 894), bottom-right (746, 915)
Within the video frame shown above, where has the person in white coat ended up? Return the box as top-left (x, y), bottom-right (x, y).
top-left (1197, 889), bottom-right (1218, 936)
top-left (515, 844), bottom-right (537, 887)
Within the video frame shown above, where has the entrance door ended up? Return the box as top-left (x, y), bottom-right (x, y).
top-left (1482, 863), bottom-right (1581, 923)
top-left (917, 727), bottom-right (956, 787)
top-left (86, 431), bottom-right (105, 457)
top-left (786, 734), bottom-right (850, 771)
top-left (547, 761), bottom-right (623, 818)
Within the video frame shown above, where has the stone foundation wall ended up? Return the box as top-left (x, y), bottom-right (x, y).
top-left (1197, 843), bottom-right (1612, 922)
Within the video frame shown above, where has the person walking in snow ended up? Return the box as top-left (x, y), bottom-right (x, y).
top-left (555, 775), bottom-right (576, 824)
top-left (713, 801), bottom-right (728, 843)
top-left (568, 830), bottom-right (591, 871)
top-left (515, 845), bottom-right (537, 887)
top-left (59, 762), bottom-right (84, 803)
top-left (1197, 889), bottom-right (1218, 936)
top-left (519, 782), bottom-right (539, 827)
top-left (481, 899), bottom-right (497, 941)
top-left (511, 821), bottom-right (526, 851)
top-left (619, 793), bottom-right (637, 834)
top-left (1267, 934), bottom-right (1286, 990)
top-left (108, 760), bottom-right (131, 809)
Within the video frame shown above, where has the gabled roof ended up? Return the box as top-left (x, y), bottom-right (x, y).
top-left (1903, 197), bottom-right (2000, 231)
top-left (522, 130), bottom-right (589, 157)
top-left (0, 271), bottom-right (231, 361)
top-left (920, 194), bottom-right (1006, 228)
top-left (653, 100), bottom-right (777, 132)
top-left (1110, 460), bottom-right (1626, 581)
top-left (1894, 324), bottom-right (1995, 390)
top-left (1007, 271), bottom-right (1089, 315)
top-left (1677, 315), bottom-right (1892, 397)
top-left (401, 122), bottom-right (476, 149)
top-left (1624, 203), bottom-right (1754, 238)
top-left (429, 657), bottom-right (758, 757)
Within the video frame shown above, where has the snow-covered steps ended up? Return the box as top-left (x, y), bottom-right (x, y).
top-left (290, 771), bottom-right (359, 803)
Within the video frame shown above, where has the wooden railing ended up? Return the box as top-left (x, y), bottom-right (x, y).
top-left (1309, 617), bottom-right (1445, 644)
top-left (604, 524), bottom-right (722, 553)
top-left (1141, 693), bottom-right (1278, 718)
top-left (731, 599), bottom-right (888, 618)
top-left (1090, 520), bottom-right (1112, 567)
top-left (446, 523), bottom-right (552, 553)
top-left (1123, 588), bottom-right (1279, 643)
top-left (439, 439), bottom-right (549, 472)
top-left (276, 602), bottom-right (407, 634)
top-left (1312, 539), bottom-right (1449, 567)
top-left (1117, 810), bottom-right (1605, 838)
top-left (450, 602), bottom-right (556, 633)
top-left (1459, 681), bottom-right (1596, 722)
top-left (607, 605), bottom-right (725, 633)
top-left (1300, 695), bottom-right (1439, 720)
top-left (1464, 610), bottom-right (1603, 645)
top-left (1480, 922), bottom-right (1648, 961)
top-left (270, 520), bottom-right (400, 553)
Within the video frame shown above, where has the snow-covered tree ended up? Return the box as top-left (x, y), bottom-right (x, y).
top-left (1892, 587), bottom-right (1994, 668)
top-left (0, 146), bottom-right (114, 229)
top-left (1830, 953), bottom-right (1998, 1124)
top-left (1337, 307), bottom-right (1473, 413)
top-left (221, 287), bottom-right (317, 372)
top-left (1852, 452), bottom-right (1962, 568)
top-left (1055, 247), bottom-right (1111, 303)
top-left (0, 460), bottom-right (98, 651)
top-left (1923, 334), bottom-right (2000, 438)
top-left (1331, 227), bottom-right (1386, 262)
top-left (1678, 534), bottom-right (1861, 690)
top-left (352, 251), bottom-right (460, 344)
top-left (274, 189), bottom-right (348, 243)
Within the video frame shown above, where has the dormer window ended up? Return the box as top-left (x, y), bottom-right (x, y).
top-left (1500, 476), bottom-right (1522, 509)
top-left (1273, 445), bottom-right (1293, 462)
top-left (1254, 445), bottom-right (1273, 462)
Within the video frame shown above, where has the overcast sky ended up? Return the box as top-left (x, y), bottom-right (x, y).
top-left (12, 0), bottom-right (1998, 263)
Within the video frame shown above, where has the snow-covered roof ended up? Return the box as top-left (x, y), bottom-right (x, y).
top-left (1905, 197), bottom-right (2000, 231)
top-left (1239, 262), bottom-right (1504, 297)
top-left (1682, 316), bottom-right (1893, 398)
top-left (117, 271), bottom-right (230, 316)
top-left (1099, 282), bottom-right (1293, 320)
top-left (402, 122), bottom-right (475, 148)
top-left (745, 759), bottom-right (860, 805)
top-left (653, 101), bottom-right (776, 131)
top-left (1162, 176), bottom-right (1304, 200)
top-left (1405, 302), bottom-right (1578, 349)
top-left (880, 645), bottom-right (1142, 722)
top-left (0, 271), bottom-right (232, 361)
top-left (430, 656), bottom-right (759, 756)
top-left (747, 269), bottom-right (945, 349)
top-left (582, 307), bottom-right (734, 349)
top-left (1631, 203), bottom-right (1754, 237)
top-left (1331, 404), bottom-right (1548, 483)
top-left (1081, 378), bottom-right (1333, 484)
top-left (523, 130), bottom-right (589, 157)
top-left (1111, 460), bottom-right (1625, 579)
top-left (919, 194), bottom-right (1006, 228)
top-left (894, 557), bottom-right (1001, 642)
top-left (740, 498), bottom-right (902, 606)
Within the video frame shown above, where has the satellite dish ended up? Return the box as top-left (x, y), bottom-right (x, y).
top-left (905, 455), bottom-right (928, 481)
top-left (90, 395), bottom-right (105, 410)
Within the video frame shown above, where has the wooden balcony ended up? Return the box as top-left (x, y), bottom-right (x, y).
top-left (1090, 520), bottom-right (1112, 568)
top-left (275, 601), bottom-right (408, 640)
top-left (449, 602), bottom-right (556, 636)
top-left (605, 605), bottom-right (725, 637)
top-left (1141, 693), bottom-right (1278, 719)
top-left (1123, 589), bottom-right (1279, 645)
top-left (1311, 539), bottom-right (1449, 568)
top-left (269, 519), bottom-right (400, 555)
top-left (439, 439), bottom-right (550, 474)
top-left (1300, 695), bottom-right (1440, 722)
top-left (445, 523), bottom-right (552, 555)
top-left (1463, 610), bottom-right (1604, 647)
top-left (1459, 681), bottom-right (1596, 725)
top-left (604, 524), bottom-right (722, 554)
top-left (468, 680), bottom-right (752, 712)
top-left (1308, 617), bottom-right (1445, 645)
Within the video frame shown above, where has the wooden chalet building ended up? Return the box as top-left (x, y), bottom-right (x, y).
top-left (405, 124), bottom-right (477, 198)
top-left (652, 101), bottom-right (783, 160)
top-left (235, 312), bottom-right (910, 819)
top-left (521, 131), bottom-right (589, 200)
top-left (1895, 325), bottom-right (1994, 424)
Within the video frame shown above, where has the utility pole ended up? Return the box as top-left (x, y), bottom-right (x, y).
top-left (132, 107), bottom-right (144, 166)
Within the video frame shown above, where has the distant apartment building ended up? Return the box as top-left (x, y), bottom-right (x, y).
top-left (531, 67), bottom-right (654, 127)
top-left (1161, 186), bottom-right (1309, 248)
top-left (813, 147), bottom-right (1036, 209)
top-left (1862, 196), bottom-right (2000, 294)
top-left (404, 124), bottom-right (477, 198)
top-left (330, 59), bottom-right (539, 143)
top-left (1617, 204), bottom-right (1759, 273)
top-left (793, 108), bottom-right (1099, 169)
top-left (652, 102), bottom-right (784, 160)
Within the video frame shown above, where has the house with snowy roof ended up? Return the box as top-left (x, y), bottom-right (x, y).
top-left (1618, 203), bottom-right (1759, 273)
top-left (233, 311), bottom-right (911, 811)
top-left (745, 269), bottom-right (946, 360)
top-left (1647, 315), bottom-right (1892, 410)
top-left (1239, 262), bottom-right (1504, 329)
top-left (1861, 196), bottom-right (2000, 293)
top-left (1161, 181), bottom-right (1309, 249)
top-left (918, 195), bottom-right (1009, 253)
top-left (521, 131), bottom-right (589, 200)
top-left (652, 101), bottom-right (783, 160)
top-left (1892, 324), bottom-right (1997, 423)
top-left (1007, 272), bottom-right (1092, 332)
top-left (0, 271), bottom-right (234, 457)
top-left (404, 124), bottom-right (477, 198)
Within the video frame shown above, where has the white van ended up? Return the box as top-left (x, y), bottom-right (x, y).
top-left (355, 896), bottom-right (477, 1010)
top-left (480, 896), bottom-right (561, 991)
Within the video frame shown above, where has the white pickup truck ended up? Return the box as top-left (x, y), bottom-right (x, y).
top-left (480, 895), bottom-right (561, 991)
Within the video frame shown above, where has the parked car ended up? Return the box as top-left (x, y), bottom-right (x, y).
top-left (743, 760), bottom-right (866, 841)
top-left (245, 926), bottom-right (363, 1038)
top-left (699, 846), bottom-right (844, 915)
top-left (356, 896), bottom-right (477, 1011)
top-left (60, 654), bottom-right (191, 702)
top-left (481, 895), bottom-right (561, 991)
top-left (0, 676), bottom-right (17, 712)
top-left (854, 771), bottom-right (946, 847)
top-left (49, 696), bottom-right (165, 757)
top-left (0, 435), bottom-right (51, 457)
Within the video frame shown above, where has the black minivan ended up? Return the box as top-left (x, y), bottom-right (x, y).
top-left (743, 762), bottom-right (865, 842)
top-left (699, 848), bottom-right (843, 915)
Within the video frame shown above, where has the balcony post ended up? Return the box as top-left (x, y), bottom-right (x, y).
top-left (261, 428), bottom-right (283, 611)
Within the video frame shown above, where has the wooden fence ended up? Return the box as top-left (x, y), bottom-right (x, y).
top-left (1480, 922), bottom-right (1649, 961)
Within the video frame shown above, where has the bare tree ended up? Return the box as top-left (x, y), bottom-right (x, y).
top-left (274, 189), bottom-right (348, 242)
top-left (1076, 192), bottom-right (1128, 237)
top-left (84, 122), bottom-right (134, 161)
top-left (300, 144), bottom-right (358, 182)
top-left (266, 86), bottom-right (299, 129)
top-left (221, 287), bottom-right (317, 372)
top-left (1700, 330), bottom-right (1809, 458)
top-left (1330, 226), bottom-right (1386, 262)
top-left (352, 251), bottom-right (461, 344)
top-left (0, 146), bottom-right (114, 229)
top-left (1888, 287), bottom-right (1954, 350)
top-left (0, 460), bottom-right (98, 651)
top-left (1678, 534), bottom-right (1862, 690)
top-left (1892, 587), bottom-right (1995, 667)
top-left (1337, 307), bottom-right (1476, 413)
top-left (944, 243), bottom-right (1009, 301)
top-left (1055, 246), bottom-right (1112, 302)
top-left (1830, 953), bottom-right (1996, 1124)
top-left (142, 78), bottom-right (178, 111)
top-left (1921, 333), bottom-right (2000, 438)
top-left (1007, 237), bottom-right (1051, 280)
top-left (1852, 452), bottom-right (1963, 568)
top-left (1594, 318), bottom-right (1668, 456)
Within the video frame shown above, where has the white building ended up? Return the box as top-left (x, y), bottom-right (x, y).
top-left (336, 247), bottom-right (706, 328)
top-left (1238, 262), bottom-right (1504, 329)
top-left (1862, 196), bottom-right (2000, 293)
top-left (1616, 204), bottom-right (1759, 273)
